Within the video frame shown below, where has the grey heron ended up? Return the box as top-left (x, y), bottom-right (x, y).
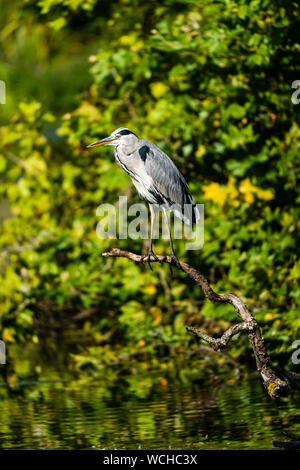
top-left (87, 128), bottom-right (200, 269)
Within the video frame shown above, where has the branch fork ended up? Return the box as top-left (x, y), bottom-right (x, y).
top-left (186, 321), bottom-right (257, 351)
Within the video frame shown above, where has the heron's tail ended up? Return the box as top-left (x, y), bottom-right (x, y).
top-left (191, 203), bottom-right (200, 226)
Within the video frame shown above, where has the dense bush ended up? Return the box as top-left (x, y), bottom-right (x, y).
top-left (0, 0), bottom-right (299, 386)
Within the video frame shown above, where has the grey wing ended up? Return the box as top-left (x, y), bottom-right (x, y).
top-left (140, 140), bottom-right (200, 226)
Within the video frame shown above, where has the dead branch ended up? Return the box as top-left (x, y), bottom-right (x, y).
top-left (102, 248), bottom-right (299, 399)
top-left (186, 322), bottom-right (257, 350)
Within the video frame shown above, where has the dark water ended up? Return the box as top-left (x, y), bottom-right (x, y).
top-left (0, 374), bottom-right (299, 450)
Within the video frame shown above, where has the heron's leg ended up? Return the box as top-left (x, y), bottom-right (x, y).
top-left (141, 204), bottom-right (160, 270)
top-left (162, 207), bottom-right (182, 272)
top-left (148, 204), bottom-right (157, 254)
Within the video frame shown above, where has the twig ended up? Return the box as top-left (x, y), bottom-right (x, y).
top-left (186, 322), bottom-right (257, 350)
top-left (102, 248), bottom-right (295, 399)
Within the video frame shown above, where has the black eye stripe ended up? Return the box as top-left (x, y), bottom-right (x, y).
top-left (119, 129), bottom-right (133, 136)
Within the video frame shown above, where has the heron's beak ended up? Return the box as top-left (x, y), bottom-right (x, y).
top-left (86, 136), bottom-right (117, 148)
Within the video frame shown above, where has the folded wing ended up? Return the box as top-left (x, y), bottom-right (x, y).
top-left (140, 140), bottom-right (200, 226)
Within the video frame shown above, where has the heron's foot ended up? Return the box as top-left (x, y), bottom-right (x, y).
top-left (168, 254), bottom-right (184, 274)
top-left (140, 250), bottom-right (161, 270)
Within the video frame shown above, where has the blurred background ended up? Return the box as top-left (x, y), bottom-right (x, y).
top-left (0, 0), bottom-right (299, 449)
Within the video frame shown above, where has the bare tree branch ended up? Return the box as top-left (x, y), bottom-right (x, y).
top-left (102, 248), bottom-right (299, 399)
top-left (186, 321), bottom-right (257, 350)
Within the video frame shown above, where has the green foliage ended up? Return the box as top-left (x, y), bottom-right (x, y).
top-left (0, 0), bottom-right (299, 385)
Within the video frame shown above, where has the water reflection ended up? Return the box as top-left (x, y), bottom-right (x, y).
top-left (0, 375), bottom-right (299, 449)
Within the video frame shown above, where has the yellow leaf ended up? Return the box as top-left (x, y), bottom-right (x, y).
top-left (7, 374), bottom-right (17, 384)
top-left (150, 306), bottom-right (162, 325)
top-left (74, 101), bottom-right (100, 122)
top-left (290, 261), bottom-right (300, 281)
top-left (49, 17), bottom-right (67, 31)
top-left (225, 176), bottom-right (239, 199)
top-left (264, 313), bottom-right (280, 321)
top-left (120, 35), bottom-right (136, 46)
top-left (239, 178), bottom-right (257, 203)
top-left (144, 284), bottom-right (157, 295)
top-left (202, 182), bottom-right (227, 207)
top-left (160, 377), bottom-right (168, 387)
top-left (132, 40), bottom-right (144, 51)
top-left (196, 145), bottom-right (206, 158)
top-left (150, 82), bottom-right (169, 99)
top-left (32, 335), bottom-right (39, 344)
top-left (239, 179), bottom-right (274, 203)
top-left (256, 188), bottom-right (274, 201)
top-left (3, 328), bottom-right (15, 343)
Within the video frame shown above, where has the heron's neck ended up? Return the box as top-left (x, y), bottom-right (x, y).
top-left (117, 140), bottom-right (139, 156)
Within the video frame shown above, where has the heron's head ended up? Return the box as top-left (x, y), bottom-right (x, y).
top-left (86, 127), bottom-right (138, 148)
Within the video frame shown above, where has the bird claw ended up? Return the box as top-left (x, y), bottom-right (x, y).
top-left (140, 250), bottom-right (160, 270)
top-left (168, 254), bottom-right (184, 274)
top-left (140, 251), bottom-right (183, 274)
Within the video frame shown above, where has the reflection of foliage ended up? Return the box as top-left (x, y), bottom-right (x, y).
top-left (0, 0), bottom-right (299, 383)
top-left (0, 376), bottom-right (299, 449)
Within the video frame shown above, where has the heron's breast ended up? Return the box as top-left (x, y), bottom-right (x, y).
top-left (117, 150), bottom-right (157, 202)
